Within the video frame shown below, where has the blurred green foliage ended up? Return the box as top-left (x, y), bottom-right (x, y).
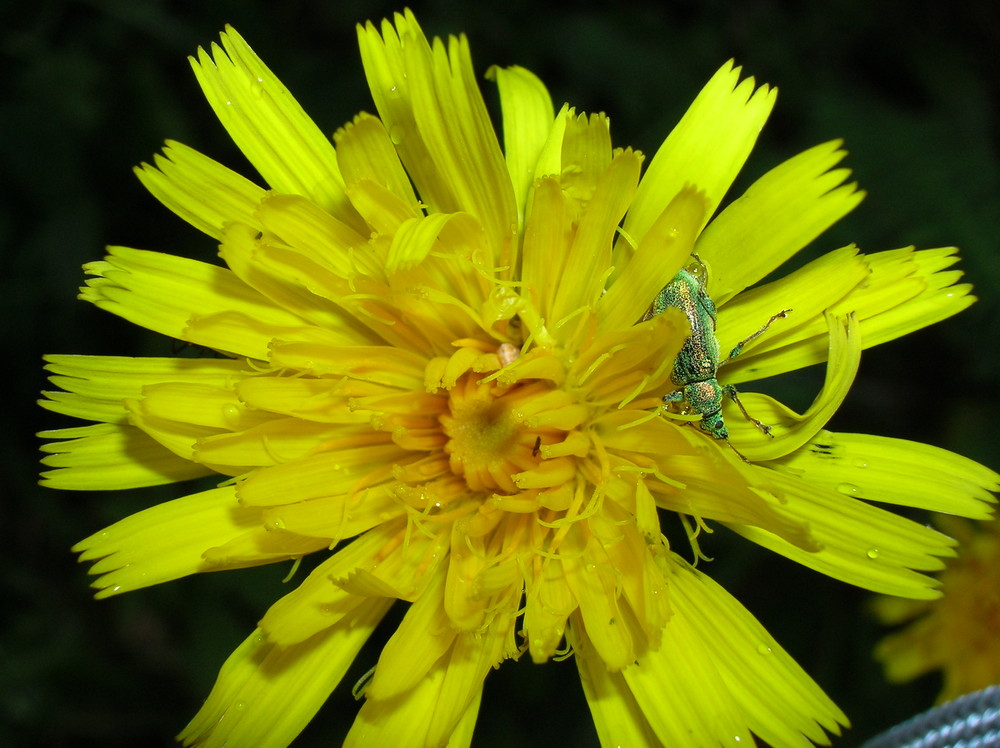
top-left (4, 0), bottom-right (998, 745)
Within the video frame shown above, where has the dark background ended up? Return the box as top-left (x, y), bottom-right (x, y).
top-left (4, 0), bottom-right (999, 745)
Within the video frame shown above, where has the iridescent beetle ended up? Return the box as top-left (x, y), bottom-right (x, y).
top-left (643, 255), bottom-right (789, 453)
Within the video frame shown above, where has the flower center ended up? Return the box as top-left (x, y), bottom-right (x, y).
top-left (440, 372), bottom-right (548, 494)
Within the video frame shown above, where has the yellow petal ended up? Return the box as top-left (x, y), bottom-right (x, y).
top-left (238, 448), bottom-right (401, 507)
top-left (179, 602), bottom-right (391, 748)
top-left (663, 558), bottom-right (847, 746)
top-left (184, 311), bottom-right (360, 362)
top-left (73, 486), bottom-right (258, 596)
top-left (345, 178), bottom-right (423, 237)
top-left (261, 484), bottom-right (406, 541)
top-left (558, 111), bottom-right (613, 204)
top-left (531, 103), bottom-right (571, 182)
top-left (253, 192), bottom-right (376, 278)
top-left (444, 686), bottom-right (482, 748)
top-left (41, 355), bottom-right (254, 419)
top-left (524, 555), bottom-right (576, 663)
top-left (444, 515), bottom-right (493, 630)
top-left (216, 219), bottom-right (380, 343)
top-left (345, 612), bottom-right (509, 748)
top-left (728, 312), bottom-right (860, 461)
top-left (126, 396), bottom-right (225, 467)
top-left (137, 381), bottom-right (273, 431)
top-left (260, 522), bottom-right (409, 646)
top-left (267, 342), bottom-right (427, 387)
top-left (621, 589), bottom-right (754, 746)
top-left (652, 450), bottom-right (817, 552)
top-left (199, 526), bottom-right (329, 568)
top-left (625, 60), bottom-right (776, 243)
top-left (81, 246), bottom-right (307, 347)
top-left (334, 112), bottom-right (421, 212)
top-left (563, 530), bottom-right (637, 670)
top-left (367, 569), bottom-right (457, 700)
top-left (194, 419), bottom-right (382, 468)
top-left (598, 186), bottom-right (707, 334)
top-left (730, 469), bottom-right (959, 598)
top-left (190, 26), bottom-right (362, 229)
top-left (769, 429), bottom-right (999, 518)
top-left (357, 11), bottom-right (516, 266)
top-left (716, 245), bottom-right (868, 381)
top-left (589, 501), bottom-right (671, 645)
top-left (39, 389), bottom-right (129, 425)
top-left (134, 140), bottom-right (265, 240)
top-left (486, 64), bottom-right (556, 231)
top-left (549, 148), bottom-right (642, 331)
top-left (698, 141), bottom-right (864, 304)
top-left (519, 176), bottom-right (571, 331)
top-left (38, 422), bottom-right (212, 489)
top-left (571, 620), bottom-right (662, 747)
top-left (831, 246), bottom-right (975, 347)
top-left (722, 246), bottom-right (973, 383)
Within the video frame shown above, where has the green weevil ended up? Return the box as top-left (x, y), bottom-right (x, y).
top-left (644, 255), bottom-right (789, 450)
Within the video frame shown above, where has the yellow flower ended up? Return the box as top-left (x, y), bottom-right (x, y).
top-left (39, 10), bottom-right (998, 747)
top-left (873, 516), bottom-right (1000, 703)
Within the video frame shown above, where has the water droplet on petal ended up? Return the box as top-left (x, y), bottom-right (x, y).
top-left (222, 404), bottom-right (242, 425)
top-left (837, 482), bottom-right (861, 496)
top-left (866, 547), bottom-right (880, 559)
top-left (756, 643), bottom-right (773, 656)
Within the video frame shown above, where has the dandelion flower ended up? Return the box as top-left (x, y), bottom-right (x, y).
top-left (873, 516), bottom-right (1000, 703)
top-left (40, 10), bottom-right (998, 747)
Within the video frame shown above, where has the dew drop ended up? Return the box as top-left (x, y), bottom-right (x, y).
top-left (866, 547), bottom-right (880, 560)
top-left (388, 124), bottom-right (405, 145)
top-left (234, 700), bottom-right (247, 712)
top-left (266, 518), bottom-right (286, 531)
top-left (756, 643), bottom-right (773, 656)
top-left (853, 459), bottom-right (869, 469)
top-left (837, 482), bottom-right (861, 496)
